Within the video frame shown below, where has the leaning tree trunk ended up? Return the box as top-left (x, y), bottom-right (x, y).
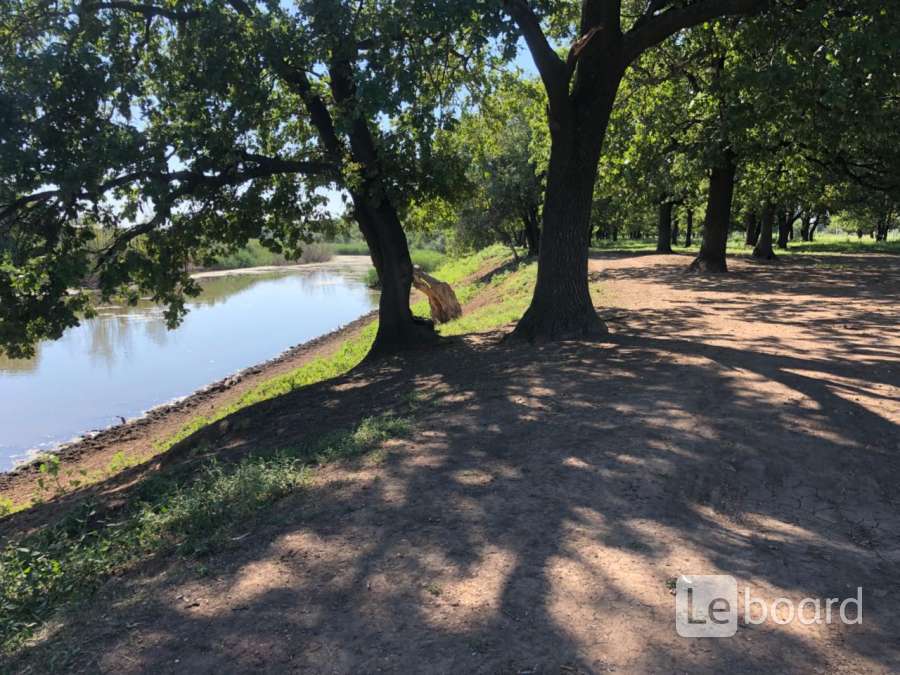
top-left (752, 205), bottom-right (777, 260)
top-left (684, 209), bottom-right (694, 247)
top-left (689, 154), bottom-right (736, 273)
top-left (327, 53), bottom-right (436, 355)
top-left (510, 71), bottom-right (621, 341)
top-left (656, 201), bottom-right (674, 253)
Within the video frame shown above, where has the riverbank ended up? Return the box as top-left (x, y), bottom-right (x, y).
top-left (190, 254), bottom-right (372, 280)
top-left (2, 249), bottom-right (898, 671)
top-left (0, 246), bottom-right (513, 517)
top-left (0, 308), bottom-right (377, 510)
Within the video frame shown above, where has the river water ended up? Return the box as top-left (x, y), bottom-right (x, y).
top-left (0, 259), bottom-right (377, 470)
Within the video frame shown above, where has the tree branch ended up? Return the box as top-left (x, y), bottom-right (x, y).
top-left (80, 2), bottom-right (207, 21)
top-left (1, 156), bottom-right (338, 223)
top-left (503, 0), bottom-right (569, 110)
top-left (623, 0), bottom-right (769, 64)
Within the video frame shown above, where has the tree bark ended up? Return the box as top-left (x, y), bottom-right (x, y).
top-left (875, 208), bottom-right (892, 241)
top-left (510, 64), bottom-right (621, 341)
top-left (752, 205), bottom-right (777, 260)
top-left (328, 55), bottom-right (437, 355)
top-left (671, 214), bottom-right (679, 246)
top-left (744, 210), bottom-right (759, 246)
top-left (777, 209), bottom-right (791, 249)
top-left (522, 207), bottom-right (541, 257)
top-left (689, 154), bottom-right (736, 273)
top-left (507, 0), bottom-right (765, 341)
top-left (800, 214), bottom-right (811, 241)
top-left (656, 201), bottom-right (674, 253)
top-left (685, 209), bottom-right (693, 247)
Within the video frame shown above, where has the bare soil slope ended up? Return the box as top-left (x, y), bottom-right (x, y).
top-left (8, 253), bottom-right (900, 674)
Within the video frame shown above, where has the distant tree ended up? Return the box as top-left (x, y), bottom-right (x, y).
top-left (434, 77), bottom-right (548, 259)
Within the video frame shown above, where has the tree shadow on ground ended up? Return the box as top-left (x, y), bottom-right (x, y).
top-left (8, 257), bottom-right (900, 674)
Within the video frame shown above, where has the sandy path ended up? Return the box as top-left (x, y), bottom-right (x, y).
top-left (8, 252), bottom-right (900, 673)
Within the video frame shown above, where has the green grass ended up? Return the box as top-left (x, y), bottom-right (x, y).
top-left (158, 322), bottom-right (378, 452)
top-left (0, 413), bottom-right (409, 655)
top-left (436, 263), bottom-right (537, 336)
top-left (363, 248), bottom-right (448, 288)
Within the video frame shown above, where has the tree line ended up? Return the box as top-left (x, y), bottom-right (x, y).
top-left (2, 0), bottom-right (898, 358)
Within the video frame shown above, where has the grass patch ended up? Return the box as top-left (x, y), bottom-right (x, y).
top-left (0, 413), bottom-right (409, 656)
top-left (158, 322), bottom-right (378, 452)
top-left (437, 263), bottom-right (537, 336)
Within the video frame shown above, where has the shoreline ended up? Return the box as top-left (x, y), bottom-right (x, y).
top-left (189, 254), bottom-right (372, 280)
top-left (0, 308), bottom-right (377, 502)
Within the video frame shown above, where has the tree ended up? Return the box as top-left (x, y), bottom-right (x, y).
top-left (431, 76), bottom-right (548, 259)
top-left (504, 0), bottom-right (770, 340)
top-left (0, 0), bottom-right (498, 358)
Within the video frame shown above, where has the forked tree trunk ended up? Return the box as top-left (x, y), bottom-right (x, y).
top-left (327, 54), bottom-right (435, 355)
top-left (753, 205), bottom-right (777, 260)
top-left (689, 155), bottom-right (736, 273)
top-left (875, 209), bottom-right (892, 241)
top-left (685, 209), bottom-right (694, 247)
top-left (656, 201), bottom-right (674, 253)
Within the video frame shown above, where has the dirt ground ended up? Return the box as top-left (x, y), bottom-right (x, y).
top-left (6, 252), bottom-right (900, 673)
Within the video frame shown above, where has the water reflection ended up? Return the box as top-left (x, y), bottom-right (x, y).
top-left (0, 263), bottom-right (377, 470)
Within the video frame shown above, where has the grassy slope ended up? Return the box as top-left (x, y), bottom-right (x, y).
top-left (0, 245), bottom-right (539, 655)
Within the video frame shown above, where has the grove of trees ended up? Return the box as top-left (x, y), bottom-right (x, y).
top-left (2, 0), bottom-right (898, 357)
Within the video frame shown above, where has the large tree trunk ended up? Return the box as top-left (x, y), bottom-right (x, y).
top-left (328, 56), bottom-right (437, 355)
top-left (356, 203), bottom-right (438, 355)
top-left (656, 201), bottom-right (674, 253)
top-left (752, 205), bottom-right (777, 260)
top-left (689, 154), bottom-right (736, 273)
top-left (510, 72), bottom-right (620, 341)
top-left (875, 208), bottom-right (892, 241)
top-left (685, 209), bottom-right (694, 247)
